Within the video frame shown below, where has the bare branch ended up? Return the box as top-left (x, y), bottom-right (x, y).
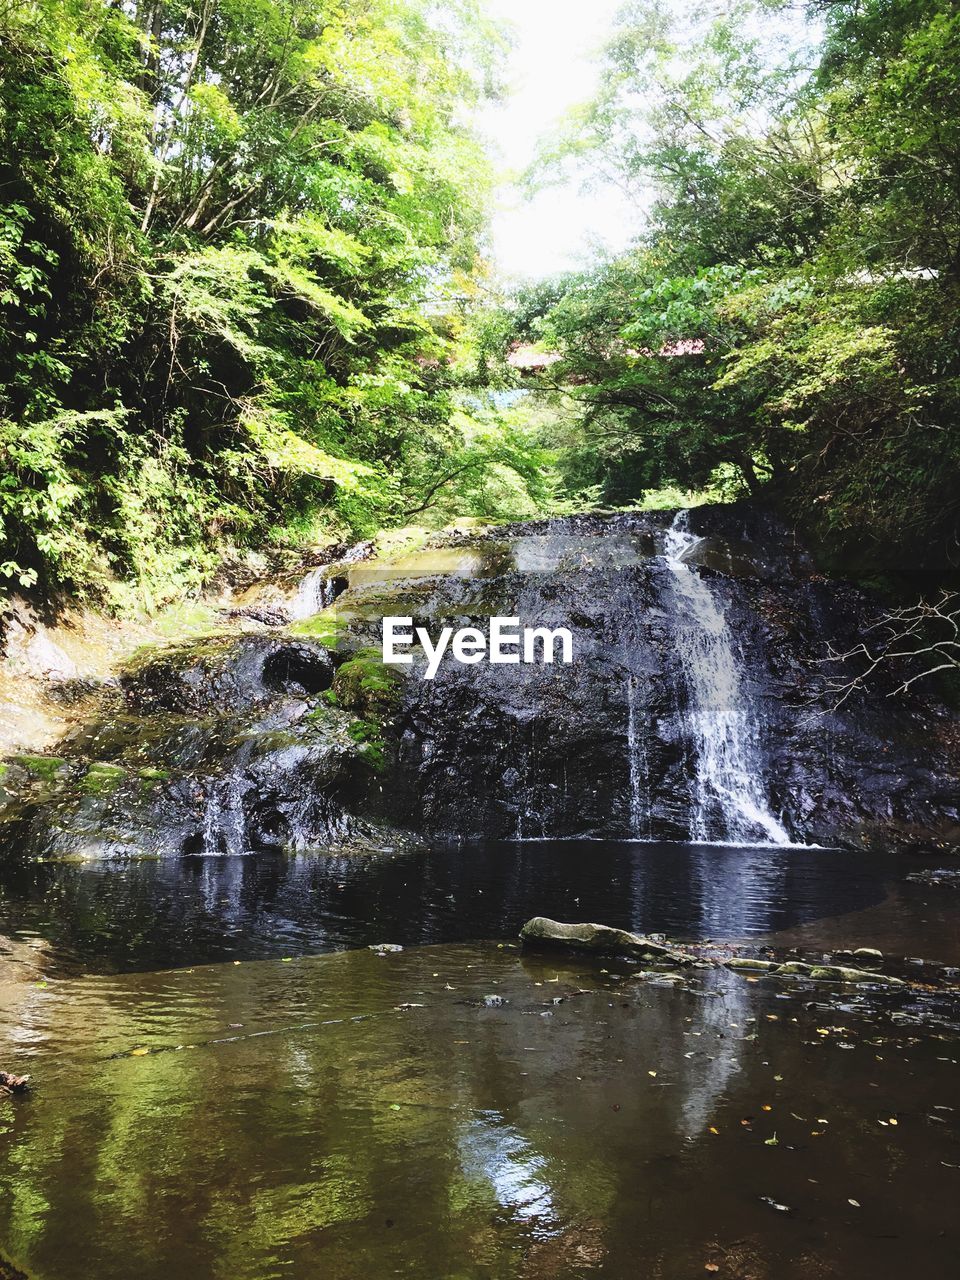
top-left (820, 591), bottom-right (960, 705)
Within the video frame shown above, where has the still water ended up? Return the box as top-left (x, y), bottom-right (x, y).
top-left (0, 841), bottom-right (958, 974)
top-left (1, 843), bottom-right (959, 1279)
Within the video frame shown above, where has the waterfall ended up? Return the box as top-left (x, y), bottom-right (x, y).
top-left (290, 567), bottom-right (336, 621)
top-left (663, 512), bottom-right (790, 846)
top-left (201, 774), bottom-right (248, 855)
top-left (625, 675), bottom-right (649, 838)
top-left (201, 740), bottom-right (256, 855)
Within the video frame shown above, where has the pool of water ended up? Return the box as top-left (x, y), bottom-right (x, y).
top-left (1, 842), bottom-right (959, 1279)
top-left (0, 840), bottom-right (958, 975)
top-left (0, 941), bottom-right (958, 1280)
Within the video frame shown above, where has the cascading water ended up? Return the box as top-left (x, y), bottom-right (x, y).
top-left (663, 511), bottom-right (791, 846)
top-left (290, 567), bottom-right (337, 621)
top-left (289, 541), bottom-right (371, 621)
top-left (625, 675), bottom-right (649, 839)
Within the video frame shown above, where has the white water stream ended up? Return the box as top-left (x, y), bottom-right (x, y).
top-left (663, 512), bottom-right (790, 846)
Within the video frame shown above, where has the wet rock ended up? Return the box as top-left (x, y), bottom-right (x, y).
top-left (365, 506), bottom-right (960, 850)
top-left (853, 947), bottom-right (883, 962)
top-left (0, 1071), bottom-right (29, 1095)
top-left (725, 958), bottom-right (780, 973)
top-left (808, 965), bottom-right (905, 985)
top-left (369, 943), bottom-right (403, 954)
top-left (4, 503), bottom-right (959, 859)
top-left (226, 604), bottom-right (291, 628)
top-left (519, 917), bottom-right (696, 964)
top-left (122, 635), bottom-right (334, 716)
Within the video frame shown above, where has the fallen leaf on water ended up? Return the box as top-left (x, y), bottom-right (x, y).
top-left (648, 1070), bottom-right (658, 1078)
top-left (765, 1133), bottom-right (779, 1146)
top-left (705, 1264), bottom-right (720, 1273)
top-left (708, 1126), bottom-right (719, 1135)
top-left (130, 1048), bottom-right (149, 1056)
top-left (762, 1104), bottom-right (772, 1112)
top-left (760, 1196), bottom-right (790, 1213)
top-left (848, 1198), bottom-right (860, 1208)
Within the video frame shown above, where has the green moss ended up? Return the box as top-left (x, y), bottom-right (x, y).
top-left (288, 608), bottom-right (348, 649)
top-left (136, 766), bottom-right (170, 794)
top-left (152, 601), bottom-right (222, 639)
top-left (12, 754), bottom-right (68, 782)
top-left (80, 762), bottom-right (128, 795)
top-left (347, 718), bottom-right (387, 772)
top-left (332, 648), bottom-right (405, 718)
top-left (304, 703), bottom-right (339, 729)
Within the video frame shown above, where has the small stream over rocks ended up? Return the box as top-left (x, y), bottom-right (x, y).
top-left (1, 503), bottom-right (958, 859)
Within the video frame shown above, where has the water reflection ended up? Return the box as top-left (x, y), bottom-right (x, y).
top-left (1, 943), bottom-right (956, 1280)
top-left (0, 841), bottom-right (908, 976)
top-left (459, 1115), bottom-right (556, 1223)
top-left (0, 840), bottom-right (953, 975)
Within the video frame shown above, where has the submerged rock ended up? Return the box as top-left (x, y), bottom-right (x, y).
top-left (807, 965), bottom-right (905, 985)
top-left (0, 1071), bottom-right (29, 1095)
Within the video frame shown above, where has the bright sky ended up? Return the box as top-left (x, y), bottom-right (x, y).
top-left (477, 0), bottom-right (637, 281)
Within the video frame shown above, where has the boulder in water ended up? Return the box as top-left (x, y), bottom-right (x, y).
top-left (519, 916), bottom-right (696, 963)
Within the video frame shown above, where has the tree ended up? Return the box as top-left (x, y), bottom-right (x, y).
top-left (503, 0), bottom-right (960, 583)
top-left (0, 0), bottom-right (531, 605)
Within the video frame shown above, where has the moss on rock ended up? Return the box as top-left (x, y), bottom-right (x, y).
top-left (12, 755), bottom-right (68, 783)
top-left (329, 648), bottom-right (405, 718)
top-left (80, 762), bottom-right (127, 795)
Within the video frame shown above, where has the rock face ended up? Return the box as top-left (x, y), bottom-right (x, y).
top-left (1, 503), bottom-right (958, 858)
top-left (366, 505), bottom-right (959, 852)
top-left (0, 632), bottom-right (379, 859)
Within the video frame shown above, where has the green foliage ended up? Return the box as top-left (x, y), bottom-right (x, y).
top-left (505, 0), bottom-right (960, 581)
top-left (0, 0), bottom-right (546, 606)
